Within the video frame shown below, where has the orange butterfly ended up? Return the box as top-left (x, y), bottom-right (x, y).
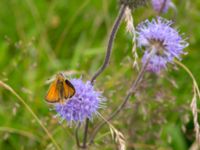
top-left (45, 73), bottom-right (75, 103)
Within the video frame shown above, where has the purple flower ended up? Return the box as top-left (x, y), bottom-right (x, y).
top-left (137, 17), bottom-right (188, 73)
top-left (151, 0), bottom-right (171, 13)
top-left (55, 78), bottom-right (104, 124)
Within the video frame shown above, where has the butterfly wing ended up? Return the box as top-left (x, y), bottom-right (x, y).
top-left (45, 81), bottom-right (60, 103)
top-left (63, 79), bottom-right (75, 99)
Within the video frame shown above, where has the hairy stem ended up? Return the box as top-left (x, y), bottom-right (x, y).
top-left (75, 123), bottom-right (81, 148)
top-left (88, 48), bottom-right (156, 144)
top-left (89, 63), bottom-right (148, 144)
top-left (82, 118), bottom-right (89, 148)
top-left (91, 4), bottom-right (126, 84)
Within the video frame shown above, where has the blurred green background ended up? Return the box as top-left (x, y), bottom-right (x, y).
top-left (0, 0), bottom-right (200, 149)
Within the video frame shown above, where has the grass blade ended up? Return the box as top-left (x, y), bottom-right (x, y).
top-left (0, 81), bottom-right (61, 150)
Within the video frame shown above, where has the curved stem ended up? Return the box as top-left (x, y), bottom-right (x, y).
top-left (89, 63), bottom-right (148, 144)
top-left (80, 4), bottom-right (127, 148)
top-left (0, 81), bottom-right (61, 150)
top-left (91, 4), bottom-right (126, 84)
top-left (88, 48), bottom-right (156, 144)
top-left (174, 60), bottom-right (200, 97)
top-left (174, 60), bottom-right (200, 144)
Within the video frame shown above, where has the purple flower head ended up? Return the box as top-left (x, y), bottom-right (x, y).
top-left (55, 78), bottom-right (104, 124)
top-left (151, 0), bottom-right (171, 13)
top-left (137, 17), bottom-right (188, 73)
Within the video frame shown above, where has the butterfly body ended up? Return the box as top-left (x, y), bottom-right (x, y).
top-left (45, 73), bottom-right (75, 103)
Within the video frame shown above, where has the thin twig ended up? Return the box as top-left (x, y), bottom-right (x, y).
top-left (88, 49), bottom-right (156, 145)
top-left (88, 67), bottom-right (145, 144)
top-left (91, 4), bottom-right (126, 84)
